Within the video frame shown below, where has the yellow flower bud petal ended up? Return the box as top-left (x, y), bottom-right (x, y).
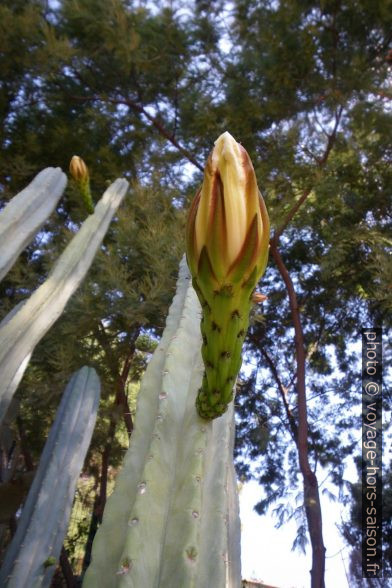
top-left (69, 155), bottom-right (94, 214)
top-left (69, 155), bottom-right (89, 184)
top-left (186, 132), bottom-right (269, 289)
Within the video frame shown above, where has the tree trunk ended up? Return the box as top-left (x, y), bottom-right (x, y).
top-left (60, 546), bottom-right (77, 588)
top-left (271, 242), bottom-right (326, 588)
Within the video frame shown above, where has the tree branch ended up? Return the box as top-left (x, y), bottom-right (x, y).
top-left (116, 345), bottom-right (136, 437)
top-left (113, 96), bottom-right (204, 171)
top-left (271, 105), bottom-right (344, 245)
top-left (95, 322), bottom-right (137, 435)
top-left (16, 416), bottom-right (34, 471)
top-left (66, 91), bottom-right (204, 172)
top-left (269, 243), bottom-right (310, 472)
top-left (259, 346), bottom-right (299, 443)
top-left (270, 186), bottom-right (314, 247)
top-left (59, 546), bottom-right (76, 587)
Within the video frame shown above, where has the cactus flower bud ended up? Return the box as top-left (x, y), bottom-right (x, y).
top-left (69, 155), bottom-right (94, 214)
top-left (186, 132), bottom-right (269, 420)
top-left (69, 155), bottom-right (88, 183)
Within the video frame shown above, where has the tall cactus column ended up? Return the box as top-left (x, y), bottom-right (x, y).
top-left (0, 367), bottom-right (101, 588)
top-left (0, 175), bottom-right (128, 427)
top-left (83, 258), bottom-right (241, 587)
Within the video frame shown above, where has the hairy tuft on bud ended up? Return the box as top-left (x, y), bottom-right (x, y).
top-left (186, 132), bottom-right (270, 419)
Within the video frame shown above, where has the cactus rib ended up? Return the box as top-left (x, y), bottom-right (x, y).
top-left (0, 178), bottom-right (129, 426)
top-left (83, 257), bottom-right (241, 587)
top-left (0, 367), bottom-right (100, 588)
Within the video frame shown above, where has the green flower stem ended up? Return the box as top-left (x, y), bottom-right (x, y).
top-left (194, 275), bottom-right (255, 420)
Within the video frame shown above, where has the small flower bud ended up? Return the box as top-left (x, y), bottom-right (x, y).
top-left (69, 155), bottom-right (94, 214)
top-left (69, 155), bottom-right (89, 184)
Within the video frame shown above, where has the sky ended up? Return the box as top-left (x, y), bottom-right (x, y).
top-left (240, 479), bottom-right (352, 588)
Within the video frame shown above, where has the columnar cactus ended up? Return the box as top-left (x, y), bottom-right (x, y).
top-left (186, 132), bottom-right (270, 419)
top-left (83, 258), bottom-right (241, 587)
top-left (0, 367), bottom-right (101, 588)
top-left (0, 174), bottom-right (129, 426)
top-left (0, 167), bottom-right (66, 282)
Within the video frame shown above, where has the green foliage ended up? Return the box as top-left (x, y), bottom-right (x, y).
top-left (341, 461), bottom-right (392, 583)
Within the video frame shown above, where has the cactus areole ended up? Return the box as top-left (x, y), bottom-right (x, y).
top-left (186, 132), bottom-right (270, 420)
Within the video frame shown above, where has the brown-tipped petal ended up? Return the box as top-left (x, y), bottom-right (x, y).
top-left (186, 189), bottom-right (201, 277)
top-left (227, 214), bottom-right (260, 284)
top-left (206, 172), bottom-right (228, 282)
top-left (240, 145), bottom-right (260, 210)
top-left (194, 153), bottom-right (215, 258)
top-left (257, 191), bottom-right (270, 276)
top-left (197, 246), bottom-right (218, 293)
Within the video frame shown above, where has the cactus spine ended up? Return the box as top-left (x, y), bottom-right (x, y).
top-left (0, 367), bottom-right (101, 588)
top-left (83, 258), bottom-right (241, 587)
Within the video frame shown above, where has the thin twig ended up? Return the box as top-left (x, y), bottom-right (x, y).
top-left (271, 105), bottom-right (344, 245)
top-left (260, 346), bottom-right (299, 443)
